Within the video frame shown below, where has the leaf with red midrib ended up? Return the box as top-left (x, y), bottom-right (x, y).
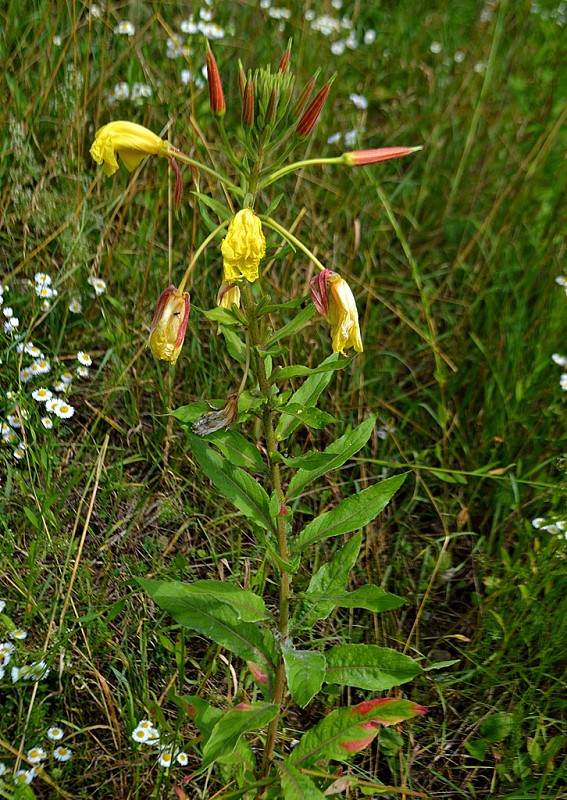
top-left (288, 698), bottom-right (427, 767)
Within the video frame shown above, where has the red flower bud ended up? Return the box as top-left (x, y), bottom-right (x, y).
top-left (296, 78), bottom-right (333, 138)
top-left (242, 78), bottom-right (255, 127)
top-left (205, 43), bottom-right (226, 116)
top-left (343, 146), bottom-right (422, 166)
top-left (277, 42), bottom-right (291, 73)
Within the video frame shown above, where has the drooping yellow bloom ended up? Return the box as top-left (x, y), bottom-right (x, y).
top-left (217, 281), bottom-right (241, 309)
top-left (90, 121), bottom-right (169, 176)
top-left (310, 270), bottom-right (363, 355)
top-left (221, 209), bottom-right (266, 283)
top-left (149, 285), bottom-right (190, 365)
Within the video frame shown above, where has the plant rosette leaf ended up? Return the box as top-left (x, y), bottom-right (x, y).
top-left (201, 702), bottom-right (279, 768)
top-left (324, 644), bottom-right (422, 691)
top-left (138, 578), bottom-right (276, 682)
top-left (292, 473), bottom-right (407, 554)
top-left (188, 433), bottom-right (276, 533)
top-left (279, 762), bottom-right (327, 799)
top-left (288, 698), bottom-right (427, 767)
top-left (282, 645), bottom-right (327, 708)
top-left (286, 414), bottom-right (377, 500)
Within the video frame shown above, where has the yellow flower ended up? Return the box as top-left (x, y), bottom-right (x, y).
top-left (221, 209), bottom-right (266, 283)
top-left (310, 270), bottom-right (363, 355)
top-left (149, 285), bottom-right (190, 365)
top-left (90, 121), bottom-right (168, 176)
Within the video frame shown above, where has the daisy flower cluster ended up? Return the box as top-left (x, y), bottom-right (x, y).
top-left (131, 718), bottom-right (189, 769)
top-left (107, 81), bottom-right (153, 106)
top-left (0, 725), bottom-right (72, 788)
top-left (532, 516), bottom-right (567, 540)
top-left (0, 612), bottom-right (50, 684)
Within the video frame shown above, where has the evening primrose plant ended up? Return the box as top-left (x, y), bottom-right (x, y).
top-left (91, 44), bottom-right (424, 798)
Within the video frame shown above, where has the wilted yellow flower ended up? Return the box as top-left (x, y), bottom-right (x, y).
top-left (310, 270), bottom-right (363, 355)
top-left (221, 209), bottom-right (266, 283)
top-left (217, 281), bottom-right (241, 309)
top-left (149, 285), bottom-right (190, 365)
top-left (90, 121), bottom-right (168, 176)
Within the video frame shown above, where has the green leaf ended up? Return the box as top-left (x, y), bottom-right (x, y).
top-left (267, 304), bottom-right (316, 346)
top-left (202, 307), bottom-right (240, 326)
top-left (276, 354), bottom-right (340, 442)
top-left (171, 401), bottom-right (221, 425)
top-left (207, 429), bottom-right (267, 473)
top-left (193, 191), bottom-right (233, 220)
top-left (464, 739), bottom-right (489, 761)
top-left (201, 702), bottom-right (279, 768)
top-left (185, 580), bottom-right (269, 622)
top-left (188, 433), bottom-right (275, 533)
top-left (288, 698), bottom-right (426, 766)
top-left (306, 585), bottom-right (406, 614)
top-left (480, 712), bottom-right (513, 743)
top-left (222, 326), bottom-right (247, 365)
top-left (292, 533), bottom-right (362, 630)
top-left (137, 578), bottom-right (276, 676)
top-left (183, 694), bottom-right (222, 742)
top-left (292, 473), bottom-right (407, 554)
top-left (277, 403), bottom-right (335, 430)
top-left (282, 645), bottom-right (326, 708)
top-left (324, 644), bottom-right (422, 691)
top-left (279, 451), bottom-right (339, 470)
top-left (274, 357), bottom-right (355, 381)
top-left (279, 763), bottom-right (327, 799)
top-left (286, 415), bottom-right (377, 500)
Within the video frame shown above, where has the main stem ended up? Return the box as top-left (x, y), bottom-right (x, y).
top-left (242, 284), bottom-right (290, 793)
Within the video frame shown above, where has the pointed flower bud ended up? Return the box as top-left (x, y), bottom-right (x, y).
top-left (310, 270), bottom-right (363, 355)
top-left (242, 79), bottom-right (255, 128)
top-left (90, 121), bottom-right (169, 176)
top-left (221, 209), bottom-right (266, 283)
top-left (277, 42), bottom-right (291, 73)
top-left (205, 43), bottom-right (226, 116)
top-left (296, 78), bottom-right (333, 138)
top-left (217, 281), bottom-right (241, 309)
top-left (149, 285), bottom-right (190, 365)
top-left (343, 146), bottom-right (422, 166)
top-left (292, 70), bottom-right (319, 120)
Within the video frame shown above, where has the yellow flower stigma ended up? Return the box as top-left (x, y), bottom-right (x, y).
top-left (90, 121), bottom-right (169, 177)
top-left (327, 275), bottom-right (363, 355)
top-left (221, 209), bottom-right (266, 283)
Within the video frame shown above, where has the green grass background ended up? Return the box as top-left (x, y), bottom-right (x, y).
top-left (1, 0), bottom-right (566, 797)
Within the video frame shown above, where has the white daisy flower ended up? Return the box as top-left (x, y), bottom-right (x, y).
top-left (136, 719), bottom-right (154, 730)
top-left (544, 524), bottom-right (560, 534)
top-left (327, 131), bottom-right (342, 145)
top-left (20, 367), bottom-right (33, 383)
top-left (146, 728), bottom-right (160, 745)
top-left (11, 666), bottom-right (20, 682)
top-left (430, 41), bottom-right (443, 54)
top-left (7, 317), bottom-right (20, 330)
top-left (77, 351), bottom-right (92, 366)
top-left (7, 413), bottom-right (21, 428)
top-left (344, 128), bottom-right (359, 147)
top-left (31, 358), bottom-right (51, 375)
top-left (53, 401), bottom-right (75, 420)
top-left (27, 747), bottom-right (46, 764)
top-left (24, 343), bottom-right (44, 358)
top-left (3, 306), bottom-right (13, 318)
top-left (531, 517), bottom-right (546, 528)
top-left (88, 276), bottom-right (107, 295)
top-left (32, 387), bottom-right (53, 403)
top-left (41, 416), bottom-right (53, 429)
top-left (180, 18), bottom-right (199, 34)
top-left (113, 81), bottom-right (130, 100)
top-left (25, 660), bottom-right (50, 680)
top-left (363, 29), bottom-right (376, 44)
top-left (349, 92), bottom-right (368, 110)
top-left (555, 275), bottom-right (567, 286)
top-left (36, 285), bottom-right (54, 299)
top-left (0, 641), bottom-right (15, 665)
top-left (47, 726), bottom-right (65, 741)
top-left (176, 752), bottom-right (189, 766)
top-left (14, 768), bottom-right (36, 784)
top-left (53, 746), bottom-right (72, 762)
top-left (159, 751), bottom-right (174, 769)
top-left (13, 446), bottom-right (26, 460)
top-left (331, 40), bottom-right (346, 56)
top-left (552, 353), bottom-right (567, 366)
top-left (77, 366), bottom-right (89, 378)
top-left (53, 381), bottom-right (67, 393)
top-left (114, 20), bottom-right (135, 36)
top-left (60, 371), bottom-right (73, 384)
top-left (68, 296), bottom-right (82, 313)
top-left (132, 726), bottom-right (151, 743)
top-left (34, 272), bottom-right (52, 286)
top-left (46, 398), bottom-right (61, 413)
top-left (10, 628), bottom-right (28, 640)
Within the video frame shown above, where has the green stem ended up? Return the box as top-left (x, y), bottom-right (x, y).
top-left (177, 221), bottom-right (229, 293)
top-left (166, 145), bottom-right (242, 194)
top-left (260, 215), bottom-right (326, 273)
top-left (258, 155), bottom-right (345, 189)
top-left (241, 284), bottom-right (290, 794)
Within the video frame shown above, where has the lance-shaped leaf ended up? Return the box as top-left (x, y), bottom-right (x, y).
top-left (292, 533), bottom-right (362, 630)
top-left (188, 433), bottom-right (275, 533)
top-left (277, 404), bottom-right (335, 431)
top-left (288, 698), bottom-right (427, 766)
top-left (305, 585), bottom-right (406, 615)
top-left (181, 579), bottom-right (270, 622)
top-left (279, 763), bottom-right (327, 799)
top-left (267, 303), bottom-right (316, 345)
top-left (324, 644), bottom-right (422, 691)
top-left (273, 357), bottom-right (355, 381)
top-left (292, 473), bottom-right (407, 554)
top-left (201, 702), bottom-right (279, 768)
top-left (286, 415), bottom-right (377, 500)
top-left (276, 354), bottom-right (340, 442)
top-left (282, 645), bottom-right (326, 708)
top-left (278, 451), bottom-right (339, 470)
top-left (138, 578), bottom-right (276, 678)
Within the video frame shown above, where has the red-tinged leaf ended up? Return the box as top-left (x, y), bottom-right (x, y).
top-left (248, 660), bottom-right (269, 687)
top-left (288, 698), bottom-right (426, 767)
top-left (201, 702), bottom-right (279, 768)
